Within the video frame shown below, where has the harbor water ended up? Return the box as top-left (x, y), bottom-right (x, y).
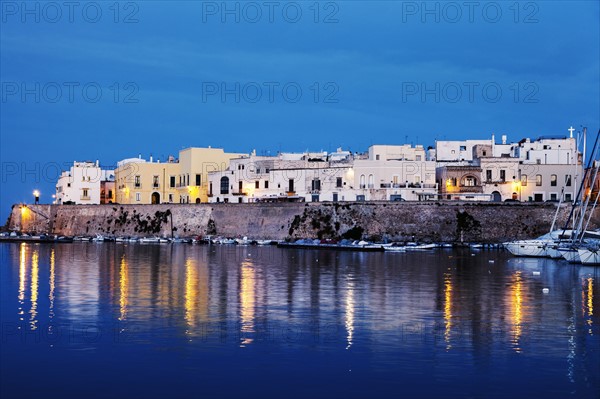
top-left (1, 243), bottom-right (599, 398)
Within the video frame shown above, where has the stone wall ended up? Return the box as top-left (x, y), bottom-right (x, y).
top-left (6, 202), bottom-right (598, 243)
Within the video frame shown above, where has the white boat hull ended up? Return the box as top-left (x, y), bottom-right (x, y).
top-left (577, 248), bottom-right (600, 265)
top-left (503, 240), bottom-right (549, 257)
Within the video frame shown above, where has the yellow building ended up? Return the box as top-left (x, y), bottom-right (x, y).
top-left (176, 147), bottom-right (246, 203)
top-left (115, 157), bottom-right (180, 204)
top-left (115, 148), bottom-right (245, 204)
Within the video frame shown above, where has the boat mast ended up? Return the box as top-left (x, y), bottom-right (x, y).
top-left (561, 128), bottom-right (599, 233)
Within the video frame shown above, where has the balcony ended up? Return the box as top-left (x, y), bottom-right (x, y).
top-left (232, 191), bottom-right (247, 196)
top-left (458, 186), bottom-right (483, 193)
top-left (207, 193), bottom-right (214, 197)
top-left (80, 196), bottom-right (91, 201)
top-left (134, 183), bottom-right (141, 189)
top-left (286, 191), bottom-right (296, 196)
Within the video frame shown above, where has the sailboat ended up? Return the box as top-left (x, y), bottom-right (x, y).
top-left (504, 127), bottom-right (600, 259)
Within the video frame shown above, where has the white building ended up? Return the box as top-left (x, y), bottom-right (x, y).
top-left (55, 161), bottom-right (113, 204)
top-left (437, 134), bottom-right (582, 202)
top-left (207, 145), bottom-right (437, 203)
top-left (353, 145), bottom-right (437, 201)
top-left (208, 150), bottom-right (355, 203)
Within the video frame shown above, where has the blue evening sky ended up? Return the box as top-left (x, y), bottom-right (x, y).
top-left (1, 1), bottom-right (599, 221)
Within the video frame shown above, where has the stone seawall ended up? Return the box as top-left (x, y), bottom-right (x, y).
top-left (6, 202), bottom-right (598, 243)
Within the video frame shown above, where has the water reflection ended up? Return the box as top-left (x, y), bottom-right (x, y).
top-left (583, 277), bottom-right (594, 335)
top-left (2, 244), bottom-right (599, 398)
top-left (119, 254), bottom-right (128, 321)
top-left (29, 249), bottom-right (39, 330)
top-left (239, 259), bottom-right (256, 347)
top-left (345, 277), bottom-right (355, 350)
top-left (509, 270), bottom-right (524, 353)
top-left (443, 271), bottom-right (453, 351)
top-left (49, 248), bottom-right (55, 320)
top-left (18, 243), bottom-right (26, 324)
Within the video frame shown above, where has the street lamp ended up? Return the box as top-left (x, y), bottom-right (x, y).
top-left (33, 190), bottom-right (40, 204)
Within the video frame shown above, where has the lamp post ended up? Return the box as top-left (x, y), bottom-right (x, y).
top-left (33, 190), bottom-right (40, 205)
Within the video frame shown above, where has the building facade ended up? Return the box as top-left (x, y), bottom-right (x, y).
top-left (55, 161), bottom-right (113, 205)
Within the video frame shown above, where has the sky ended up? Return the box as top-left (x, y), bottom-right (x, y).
top-left (1, 0), bottom-right (599, 221)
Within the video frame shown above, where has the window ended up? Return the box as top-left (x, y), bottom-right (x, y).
top-left (565, 193), bottom-right (572, 202)
top-left (186, 174), bottom-right (190, 186)
top-left (375, 155), bottom-right (380, 160)
top-left (360, 175), bottom-right (366, 189)
top-left (336, 177), bottom-right (343, 188)
top-left (550, 174), bottom-right (557, 186)
top-left (312, 179), bottom-right (321, 191)
top-left (135, 193), bottom-right (141, 201)
top-left (264, 181), bottom-right (269, 189)
top-left (108, 190), bottom-right (113, 198)
top-left (170, 176), bottom-right (175, 188)
top-left (134, 175), bottom-right (141, 188)
top-left (368, 174), bottom-right (374, 188)
top-left (521, 175), bottom-right (527, 186)
top-left (459, 146), bottom-right (467, 151)
top-left (82, 189), bottom-right (89, 198)
top-left (256, 168), bottom-right (261, 174)
top-left (416, 155), bottom-right (422, 161)
top-left (265, 168), bottom-right (270, 173)
top-left (168, 194), bottom-right (173, 203)
top-left (464, 176), bottom-right (476, 186)
top-left (238, 181), bottom-right (243, 191)
top-left (565, 175), bottom-right (572, 186)
top-left (255, 181), bottom-right (259, 189)
top-left (482, 151), bottom-right (487, 156)
top-left (195, 174), bottom-right (201, 186)
top-left (67, 183), bottom-right (71, 188)
top-left (500, 170), bottom-right (506, 182)
top-left (550, 193), bottom-right (557, 200)
top-left (536, 175), bottom-right (542, 186)
top-left (220, 177), bottom-right (229, 194)
top-left (153, 175), bottom-right (159, 188)
top-left (486, 170), bottom-right (492, 181)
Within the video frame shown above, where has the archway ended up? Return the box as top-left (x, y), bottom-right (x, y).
top-left (195, 198), bottom-right (201, 204)
top-left (151, 192), bottom-right (160, 204)
top-left (491, 191), bottom-right (501, 202)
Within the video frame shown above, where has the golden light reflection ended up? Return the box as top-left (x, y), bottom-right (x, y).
top-left (345, 279), bottom-right (355, 350)
top-left (510, 271), bottom-right (523, 353)
top-left (119, 255), bottom-right (128, 321)
top-left (49, 249), bottom-right (55, 320)
top-left (239, 260), bottom-right (256, 347)
top-left (583, 277), bottom-right (594, 335)
top-left (18, 244), bottom-right (26, 308)
top-left (29, 250), bottom-right (39, 330)
top-left (444, 272), bottom-right (453, 350)
top-left (184, 258), bottom-right (199, 332)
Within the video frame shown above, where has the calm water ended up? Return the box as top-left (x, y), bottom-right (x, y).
top-left (1, 243), bottom-right (599, 399)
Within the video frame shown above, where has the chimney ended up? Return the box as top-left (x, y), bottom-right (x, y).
top-left (150, 154), bottom-right (153, 163)
top-left (502, 135), bottom-right (507, 145)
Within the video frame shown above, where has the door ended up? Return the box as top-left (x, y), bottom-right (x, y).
top-left (289, 179), bottom-right (294, 193)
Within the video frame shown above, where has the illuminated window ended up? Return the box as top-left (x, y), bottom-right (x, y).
top-left (536, 175), bottom-right (542, 186)
top-left (521, 175), bottom-right (527, 186)
top-left (550, 174), bottom-right (557, 186)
